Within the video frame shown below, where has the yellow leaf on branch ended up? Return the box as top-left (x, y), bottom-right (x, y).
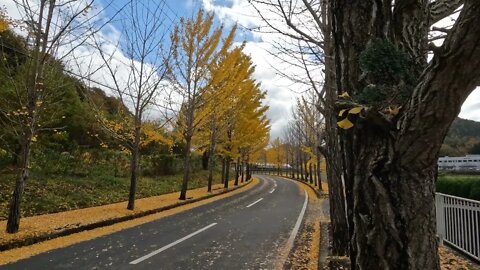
top-left (338, 92), bottom-right (350, 98)
top-left (0, 19), bottom-right (8, 32)
top-left (349, 106), bottom-right (363, 114)
top-left (337, 118), bottom-right (354, 129)
top-left (338, 109), bottom-right (347, 116)
top-left (384, 105), bottom-right (402, 116)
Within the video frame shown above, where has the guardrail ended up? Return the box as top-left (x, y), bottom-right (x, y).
top-left (436, 193), bottom-right (480, 262)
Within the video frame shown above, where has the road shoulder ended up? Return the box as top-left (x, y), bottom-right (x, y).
top-left (276, 176), bottom-right (323, 270)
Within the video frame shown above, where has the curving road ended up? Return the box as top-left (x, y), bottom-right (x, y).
top-left (2, 175), bottom-right (308, 270)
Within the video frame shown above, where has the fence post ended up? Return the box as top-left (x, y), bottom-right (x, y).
top-left (435, 193), bottom-right (445, 245)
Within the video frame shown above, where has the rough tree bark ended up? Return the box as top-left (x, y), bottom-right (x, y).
top-left (331, 0), bottom-right (480, 268)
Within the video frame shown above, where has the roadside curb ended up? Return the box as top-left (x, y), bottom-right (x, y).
top-left (277, 175), bottom-right (322, 199)
top-left (0, 179), bottom-right (254, 252)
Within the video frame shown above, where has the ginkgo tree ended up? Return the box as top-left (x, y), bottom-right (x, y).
top-left (194, 45), bottom-right (254, 192)
top-left (218, 74), bottom-right (270, 188)
top-left (267, 137), bottom-right (285, 175)
top-left (167, 9), bottom-right (236, 200)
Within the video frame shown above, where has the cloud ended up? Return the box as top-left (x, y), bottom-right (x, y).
top-left (202, 0), bottom-right (322, 140)
top-left (459, 88), bottom-right (480, 122)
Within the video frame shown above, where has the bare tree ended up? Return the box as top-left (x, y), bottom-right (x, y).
top-left (88, 0), bottom-right (171, 210)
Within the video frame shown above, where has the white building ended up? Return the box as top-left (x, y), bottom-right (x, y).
top-left (438, 155), bottom-right (480, 171)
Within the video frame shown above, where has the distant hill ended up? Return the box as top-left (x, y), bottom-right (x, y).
top-left (441, 118), bottom-right (480, 156)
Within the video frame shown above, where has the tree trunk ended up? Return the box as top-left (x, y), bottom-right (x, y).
top-left (179, 135), bottom-right (192, 200)
top-left (330, 1), bottom-right (480, 268)
top-left (246, 163), bottom-right (251, 180)
top-left (241, 162), bottom-right (245, 183)
top-left (299, 152), bottom-right (304, 180)
top-left (221, 159), bottom-right (226, 184)
top-left (317, 159), bottom-right (323, 191)
top-left (6, 137), bottom-right (32, 233)
top-left (207, 146), bottom-right (215, 192)
top-left (234, 158), bottom-right (240, 186)
top-left (127, 123), bottom-right (141, 209)
top-left (323, 18), bottom-right (350, 254)
top-left (313, 164), bottom-right (318, 187)
top-left (308, 164), bottom-right (313, 184)
top-left (224, 159), bottom-right (230, 188)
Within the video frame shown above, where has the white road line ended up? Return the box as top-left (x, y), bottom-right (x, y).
top-left (246, 198), bottom-right (263, 208)
top-left (129, 223), bottom-right (217, 265)
top-left (284, 190), bottom-right (308, 253)
top-left (269, 188), bottom-right (275, 194)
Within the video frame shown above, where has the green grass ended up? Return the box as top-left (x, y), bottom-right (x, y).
top-left (436, 174), bottom-right (480, 201)
top-left (0, 168), bottom-right (225, 219)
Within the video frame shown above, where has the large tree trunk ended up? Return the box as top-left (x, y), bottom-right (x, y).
top-left (322, 10), bottom-right (350, 252)
top-left (324, 112), bottom-right (349, 256)
top-left (331, 0), bottom-right (480, 268)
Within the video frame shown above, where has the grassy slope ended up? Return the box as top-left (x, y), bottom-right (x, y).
top-left (0, 169), bottom-right (224, 219)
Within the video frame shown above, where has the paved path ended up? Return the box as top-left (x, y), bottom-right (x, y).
top-left (2, 175), bottom-right (308, 270)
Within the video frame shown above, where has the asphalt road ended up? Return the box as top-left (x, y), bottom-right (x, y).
top-left (2, 175), bottom-right (308, 270)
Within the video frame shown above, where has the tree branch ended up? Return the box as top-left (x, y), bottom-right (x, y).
top-left (428, 0), bottom-right (463, 26)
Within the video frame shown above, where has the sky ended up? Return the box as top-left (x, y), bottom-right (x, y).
top-left (3, 0), bottom-right (480, 140)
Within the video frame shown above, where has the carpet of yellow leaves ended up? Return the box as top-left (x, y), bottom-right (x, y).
top-left (0, 178), bottom-right (258, 265)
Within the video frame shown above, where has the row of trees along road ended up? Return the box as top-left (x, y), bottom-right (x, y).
top-left (262, 91), bottom-right (325, 190)
top-left (0, 2), bottom-right (269, 234)
top-left (249, 0), bottom-right (480, 269)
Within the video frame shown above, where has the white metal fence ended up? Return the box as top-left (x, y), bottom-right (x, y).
top-left (436, 193), bottom-right (480, 262)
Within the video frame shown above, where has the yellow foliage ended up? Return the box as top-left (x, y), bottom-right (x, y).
top-left (337, 117), bottom-right (354, 129)
top-left (349, 106), bottom-right (363, 114)
top-left (0, 17), bottom-right (8, 32)
top-left (338, 92), bottom-right (350, 98)
top-left (384, 105), bottom-right (401, 116)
